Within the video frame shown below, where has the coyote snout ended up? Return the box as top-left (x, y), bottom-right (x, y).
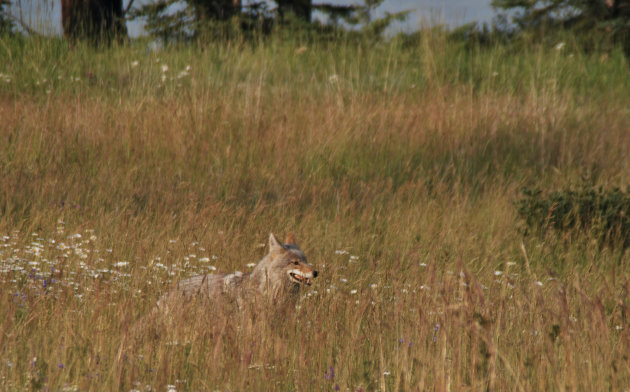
top-left (288, 265), bottom-right (318, 286)
top-left (158, 232), bottom-right (318, 309)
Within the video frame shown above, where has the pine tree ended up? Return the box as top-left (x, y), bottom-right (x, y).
top-left (492, 0), bottom-right (630, 52)
top-left (0, 0), bottom-right (15, 35)
top-left (492, 0), bottom-right (630, 34)
top-left (131, 0), bottom-right (245, 40)
top-left (131, 0), bottom-right (407, 42)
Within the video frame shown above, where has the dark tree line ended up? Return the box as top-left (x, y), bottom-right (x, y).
top-left (491, 0), bottom-right (630, 53)
top-left (7, 0), bottom-right (628, 52)
top-left (493, 0), bottom-right (630, 28)
top-left (129, 0), bottom-right (395, 42)
top-left (0, 0), bottom-right (321, 43)
top-left (52, 0), bottom-right (324, 44)
top-left (0, 0), bottom-right (405, 45)
top-left (54, 0), bottom-right (329, 44)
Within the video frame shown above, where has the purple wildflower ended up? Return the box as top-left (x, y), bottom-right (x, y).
top-left (325, 366), bottom-right (335, 380)
top-left (433, 323), bottom-right (440, 343)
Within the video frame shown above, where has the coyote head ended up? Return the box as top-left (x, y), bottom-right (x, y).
top-left (253, 233), bottom-right (318, 293)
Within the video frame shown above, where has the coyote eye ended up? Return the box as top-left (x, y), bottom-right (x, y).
top-left (293, 261), bottom-right (299, 265)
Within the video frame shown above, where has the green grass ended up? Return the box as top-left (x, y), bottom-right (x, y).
top-left (1, 32), bottom-right (630, 390)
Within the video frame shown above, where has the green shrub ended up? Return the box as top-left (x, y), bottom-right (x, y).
top-left (517, 185), bottom-right (630, 247)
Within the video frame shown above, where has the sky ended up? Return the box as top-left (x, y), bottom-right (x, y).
top-left (13, 0), bottom-right (496, 37)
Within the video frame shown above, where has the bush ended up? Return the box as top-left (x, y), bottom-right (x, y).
top-left (517, 185), bottom-right (630, 247)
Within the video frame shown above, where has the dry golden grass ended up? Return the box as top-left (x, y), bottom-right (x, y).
top-left (1, 35), bottom-right (630, 390)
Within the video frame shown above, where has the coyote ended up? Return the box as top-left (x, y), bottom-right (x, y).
top-left (157, 233), bottom-right (318, 309)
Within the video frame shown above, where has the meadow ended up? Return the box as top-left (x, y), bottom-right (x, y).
top-left (1, 30), bottom-right (630, 390)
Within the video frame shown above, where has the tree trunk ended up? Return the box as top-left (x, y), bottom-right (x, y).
top-left (61, 0), bottom-right (127, 45)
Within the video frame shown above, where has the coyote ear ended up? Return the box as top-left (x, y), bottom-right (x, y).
top-left (269, 233), bottom-right (283, 251)
top-left (285, 233), bottom-right (297, 245)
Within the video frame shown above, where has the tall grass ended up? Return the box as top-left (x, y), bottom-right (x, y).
top-left (1, 32), bottom-right (630, 390)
